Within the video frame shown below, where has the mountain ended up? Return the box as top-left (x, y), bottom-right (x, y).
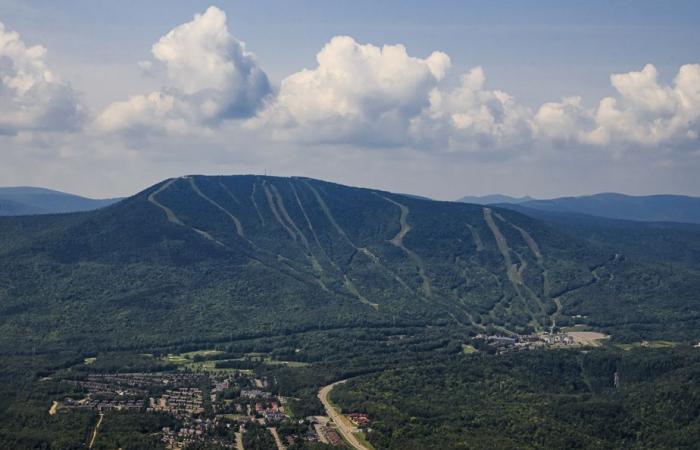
top-left (0, 186), bottom-right (122, 216)
top-left (500, 204), bottom-right (700, 271)
top-left (1, 175), bottom-right (698, 358)
top-left (502, 192), bottom-right (700, 224)
top-left (457, 194), bottom-right (534, 205)
top-left (458, 192), bottom-right (700, 224)
top-left (2, 175), bottom-right (700, 449)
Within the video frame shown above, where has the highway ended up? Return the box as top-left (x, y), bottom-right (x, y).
top-left (318, 380), bottom-right (371, 450)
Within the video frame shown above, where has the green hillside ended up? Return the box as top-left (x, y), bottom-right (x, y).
top-left (1, 175), bottom-right (698, 358)
top-left (496, 204), bottom-right (700, 270)
top-left (1, 175), bottom-right (700, 449)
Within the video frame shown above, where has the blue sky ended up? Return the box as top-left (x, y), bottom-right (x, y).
top-left (1, 1), bottom-right (699, 199)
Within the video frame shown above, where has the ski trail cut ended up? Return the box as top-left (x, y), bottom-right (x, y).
top-left (358, 247), bottom-right (413, 292)
top-left (148, 179), bottom-right (183, 225)
top-left (466, 223), bottom-right (484, 251)
top-left (303, 181), bottom-right (355, 247)
top-left (250, 181), bottom-right (266, 225)
top-left (150, 180), bottom-right (326, 288)
top-left (549, 253), bottom-right (620, 332)
top-left (303, 181), bottom-right (429, 309)
top-left (344, 275), bottom-right (379, 311)
top-left (483, 208), bottom-right (520, 284)
top-left (270, 184), bottom-right (328, 280)
top-left (148, 178), bottom-right (226, 247)
top-left (190, 177), bottom-right (246, 238)
top-left (270, 184), bottom-right (310, 248)
top-left (515, 252), bottom-right (528, 279)
top-left (378, 194), bottom-right (432, 298)
top-left (302, 181), bottom-right (386, 309)
top-left (511, 224), bottom-right (543, 264)
top-left (551, 297), bottom-right (563, 333)
top-left (483, 207), bottom-right (541, 330)
top-left (291, 183), bottom-right (329, 254)
top-left (219, 182), bottom-right (241, 205)
top-left (505, 220), bottom-right (551, 321)
top-left (290, 182), bottom-right (340, 273)
top-left (263, 182), bottom-right (297, 240)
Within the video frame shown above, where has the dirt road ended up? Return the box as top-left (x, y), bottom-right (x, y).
top-left (318, 380), bottom-right (371, 450)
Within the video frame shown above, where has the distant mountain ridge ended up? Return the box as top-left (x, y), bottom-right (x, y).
top-left (0, 186), bottom-right (122, 216)
top-left (457, 194), bottom-right (534, 205)
top-left (458, 192), bottom-right (700, 224)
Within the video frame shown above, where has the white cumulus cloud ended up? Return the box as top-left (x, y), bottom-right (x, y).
top-left (0, 22), bottom-right (84, 135)
top-left (251, 36), bottom-right (451, 147)
top-left (532, 96), bottom-right (592, 143)
top-left (252, 40), bottom-right (532, 154)
top-left (533, 64), bottom-right (700, 150)
top-left (586, 63), bottom-right (700, 146)
top-left (89, 8), bottom-right (700, 156)
top-left (256, 53), bottom-right (700, 155)
top-left (410, 67), bottom-right (532, 152)
top-left (96, 6), bottom-right (270, 136)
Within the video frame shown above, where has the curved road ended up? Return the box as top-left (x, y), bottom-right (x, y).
top-left (318, 380), bottom-right (371, 450)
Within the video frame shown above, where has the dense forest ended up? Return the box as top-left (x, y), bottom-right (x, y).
top-left (0, 175), bottom-right (699, 448)
top-left (1, 175), bottom-right (698, 356)
top-left (3, 340), bottom-right (699, 449)
top-left (332, 347), bottom-right (700, 449)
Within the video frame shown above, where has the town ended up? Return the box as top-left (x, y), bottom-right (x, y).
top-left (472, 330), bottom-right (609, 354)
top-left (49, 366), bottom-right (371, 449)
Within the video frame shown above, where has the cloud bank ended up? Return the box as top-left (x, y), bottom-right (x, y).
top-left (0, 22), bottom-right (84, 135)
top-left (254, 42), bottom-right (699, 154)
top-left (96, 6), bottom-right (270, 136)
top-left (2, 6), bottom-right (699, 159)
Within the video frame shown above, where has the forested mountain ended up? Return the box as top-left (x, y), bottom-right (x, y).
top-left (1, 175), bottom-right (698, 357)
top-left (0, 186), bottom-right (121, 216)
top-left (1, 175), bottom-right (700, 449)
top-left (499, 205), bottom-right (700, 270)
top-left (460, 192), bottom-right (700, 224)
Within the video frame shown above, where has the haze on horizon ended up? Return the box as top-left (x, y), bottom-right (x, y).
top-left (1, 0), bottom-right (699, 200)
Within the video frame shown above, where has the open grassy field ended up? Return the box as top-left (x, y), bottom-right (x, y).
top-left (461, 344), bottom-right (478, 354)
top-left (616, 340), bottom-right (678, 350)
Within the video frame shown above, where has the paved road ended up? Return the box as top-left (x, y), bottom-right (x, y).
top-left (235, 424), bottom-right (245, 450)
top-left (318, 380), bottom-right (371, 450)
top-left (88, 413), bottom-right (104, 449)
top-left (269, 427), bottom-right (286, 450)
